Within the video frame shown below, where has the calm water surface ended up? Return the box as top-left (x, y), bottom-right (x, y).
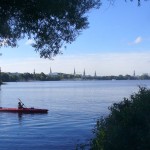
top-left (0, 80), bottom-right (150, 150)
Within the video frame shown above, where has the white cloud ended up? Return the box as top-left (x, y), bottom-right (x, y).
top-left (25, 39), bottom-right (35, 45)
top-left (129, 36), bottom-right (143, 45)
top-left (134, 36), bottom-right (142, 44)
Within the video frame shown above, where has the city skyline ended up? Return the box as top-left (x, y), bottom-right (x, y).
top-left (1, 65), bottom-right (147, 77)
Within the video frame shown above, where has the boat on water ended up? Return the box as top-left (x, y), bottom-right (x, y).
top-left (0, 98), bottom-right (48, 113)
top-left (0, 107), bottom-right (48, 113)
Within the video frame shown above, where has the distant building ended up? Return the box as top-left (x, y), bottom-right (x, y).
top-left (74, 68), bottom-right (76, 76)
top-left (33, 69), bottom-right (36, 79)
top-left (94, 71), bottom-right (97, 77)
top-left (50, 67), bottom-right (52, 74)
top-left (33, 69), bottom-right (35, 75)
top-left (83, 69), bottom-right (85, 76)
top-left (133, 70), bottom-right (135, 77)
top-left (10, 72), bottom-right (21, 76)
top-left (49, 72), bottom-right (59, 76)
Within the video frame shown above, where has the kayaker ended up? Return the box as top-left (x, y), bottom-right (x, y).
top-left (18, 101), bottom-right (24, 109)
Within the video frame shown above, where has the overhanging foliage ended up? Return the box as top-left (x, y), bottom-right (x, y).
top-left (0, 0), bottom-right (100, 58)
top-left (0, 0), bottom-right (146, 58)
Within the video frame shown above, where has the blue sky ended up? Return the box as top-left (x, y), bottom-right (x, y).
top-left (0, 1), bottom-right (150, 76)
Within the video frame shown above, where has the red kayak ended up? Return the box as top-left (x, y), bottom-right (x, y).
top-left (0, 107), bottom-right (48, 113)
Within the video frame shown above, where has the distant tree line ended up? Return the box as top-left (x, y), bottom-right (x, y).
top-left (83, 73), bottom-right (150, 80)
top-left (0, 72), bottom-right (81, 82)
top-left (0, 72), bottom-right (150, 82)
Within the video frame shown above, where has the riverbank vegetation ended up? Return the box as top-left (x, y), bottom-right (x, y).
top-left (88, 87), bottom-right (150, 150)
top-left (1, 72), bottom-right (150, 82)
top-left (0, 72), bottom-right (76, 82)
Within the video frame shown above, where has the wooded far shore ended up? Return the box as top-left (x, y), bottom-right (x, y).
top-left (0, 72), bottom-right (150, 83)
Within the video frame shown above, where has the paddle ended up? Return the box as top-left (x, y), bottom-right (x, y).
top-left (18, 98), bottom-right (27, 108)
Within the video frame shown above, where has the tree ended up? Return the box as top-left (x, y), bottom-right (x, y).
top-left (39, 72), bottom-right (47, 81)
top-left (0, 0), bottom-right (146, 59)
top-left (0, 0), bottom-right (100, 58)
top-left (90, 87), bottom-right (150, 150)
top-left (140, 73), bottom-right (150, 80)
top-left (1, 72), bottom-right (9, 82)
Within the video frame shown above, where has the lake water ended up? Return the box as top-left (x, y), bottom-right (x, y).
top-left (0, 80), bottom-right (150, 150)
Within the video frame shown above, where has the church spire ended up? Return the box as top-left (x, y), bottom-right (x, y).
top-left (50, 67), bottom-right (52, 74)
top-left (83, 69), bottom-right (85, 76)
top-left (133, 70), bottom-right (135, 77)
top-left (74, 68), bottom-right (76, 76)
top-left (94, 71), bottom-right (97, 77)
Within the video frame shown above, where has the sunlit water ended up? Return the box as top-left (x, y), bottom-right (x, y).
top-left (0, 80), bottom-right (150, 150)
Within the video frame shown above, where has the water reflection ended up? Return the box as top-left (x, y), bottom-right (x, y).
top-left (17, 112), bottom-right (48, 125)
top-left (18, 113), bottom-right (23, 123)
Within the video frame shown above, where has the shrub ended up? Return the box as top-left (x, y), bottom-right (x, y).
top-left (90, 87), bottom-right (150, 150)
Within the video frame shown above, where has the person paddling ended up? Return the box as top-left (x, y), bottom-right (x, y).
top-left (18, 101), bottom-right (24, 109)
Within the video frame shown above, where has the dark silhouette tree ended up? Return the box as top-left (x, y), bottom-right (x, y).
top-left (90, 87), bottom-right (150, 150)
top-left (0, 0), bottom-right (100, 58)
top-left (0, 0), bottom-right (146, 58)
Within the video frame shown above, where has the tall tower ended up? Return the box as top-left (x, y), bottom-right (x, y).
top-left (94, 71), bottom-right (97, 77)
top-left (33, 69), bottom-right (35, 75)
top-left (83, 69), bottom-right (85, 76)
top-left (33, 69), bottom-right (36, 80)
top-left (133, 70), bottom-right (135, 77)
top-left (74, 68), bottom-right (76, 76)
top-left (50, 67), bottom-right (52, 74)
